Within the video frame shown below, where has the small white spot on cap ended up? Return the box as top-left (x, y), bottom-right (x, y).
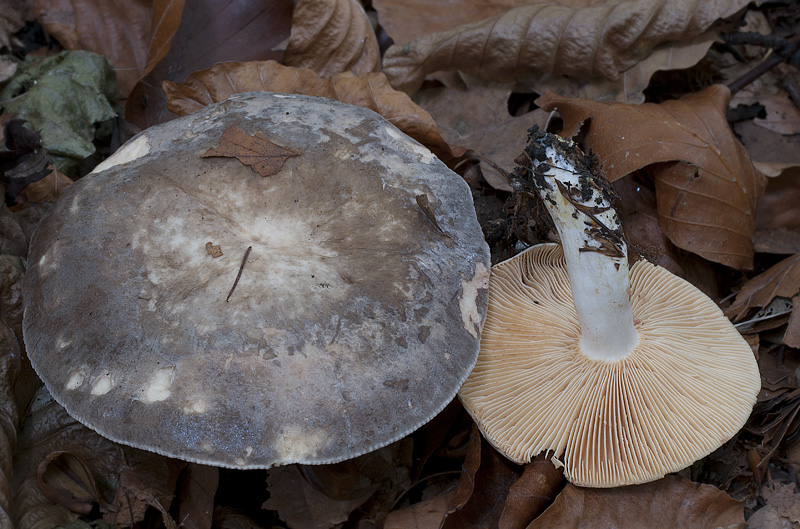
top-left (201, 442), bottom-right (214, 453)
top-left (444, 352), bottom-right (451, 360)
top-left (91, 373), bottom-right (113, 395)
top-left (384, 127), bottom-right (436, 164)
top-left (183, 398), bottom-right (208, 415)
top-left (144, 367), bottom-right (174, 402)
top-left (65, 369), bottom-right (85, 390)
top-left (235, 457), bottom-right (246, 466)
top-left (245, 446), bottom-right (254, 457)
top-left (56, 338), bottom-right (71, 349)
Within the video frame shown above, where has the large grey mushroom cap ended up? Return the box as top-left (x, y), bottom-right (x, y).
top-left (23, 92), bottom-right (490, 468)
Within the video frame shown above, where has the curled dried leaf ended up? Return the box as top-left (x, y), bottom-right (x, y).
top-left (537, 85), bottom-right (765, 270)
top-left (382, 0), bottom-right (749, 94)
top-left (37, 452), bottom-right (101, 515)
top-left (725, 254), bottom-right (800, 321)
top-left (284, 0), bottom-right (380, 77)
top-left (163, 60), bottom-right (460, 164)
top-left (527, 476), bottom-right (745, 529)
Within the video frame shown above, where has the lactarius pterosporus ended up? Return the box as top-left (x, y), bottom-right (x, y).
top-left (459, 127), bottom-right (760, 487)
top-left (23, 92), bottom-right (491, 468)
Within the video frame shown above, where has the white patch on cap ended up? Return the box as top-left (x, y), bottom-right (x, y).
top-left (91, 373), bottom-right (113, 395)
top-left (144, 367), bottom-right (175, 402)
top-left (183, 398), bottom-right (208, 415)
top-left (92, 134), bottom-right (152, 174)
top-left (384, 127), bottom-right (436, 164)
top-left (459, 262), bottom-right (490, 338)
top-left (65, 368), bottom-right (86, 390)
top-left (274, 426), bottom-right (327, 464)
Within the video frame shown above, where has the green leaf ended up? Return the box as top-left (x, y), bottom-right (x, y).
top-left (0, 51), bottom-right (118, 173)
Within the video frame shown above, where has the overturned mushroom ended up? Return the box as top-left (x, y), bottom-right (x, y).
top-left (23, 92), bottom-right (491, 468)
top-left (459, 128), bottom-right (760, 487)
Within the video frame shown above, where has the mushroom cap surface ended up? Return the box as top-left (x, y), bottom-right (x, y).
top-left (459, 243), bottom-right (760, 487)
top-left (23, 92), bottom-right (490, 468)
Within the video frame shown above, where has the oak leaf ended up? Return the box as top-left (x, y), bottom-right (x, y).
top-left (537, 85), bottom-right (765, 270)
top-left (527, 476), bottom-right (745, 528)
top-left (201, 125), bottom-right (300, 177)
top-left (163, 60), bottom-right (461, 165)
top-left (382, 0), bottom-right (749, 94)
top-left (284, 0), bottom-right (380, 78)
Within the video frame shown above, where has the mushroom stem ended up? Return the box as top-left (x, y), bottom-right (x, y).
top-left (526, 129), bottom-right (638, 362)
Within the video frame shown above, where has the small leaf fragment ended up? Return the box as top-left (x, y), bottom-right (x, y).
top-left (201, 125), bottom-right (300, 177)
top-left (205, 242), bottom-right (222, 258)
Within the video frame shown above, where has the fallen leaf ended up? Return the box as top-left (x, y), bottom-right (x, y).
top-left (163, 60), bottom-right (460, 164)
top-left (753, 163), bottom-right (800, 253)
top-left (37, 452), bottom-right (101, 515)
top-left (724, 254), bottom-right (800, 321)
top-left (439, 424), bottom-right (561, 529)
top-left (264, 464), bottom-right (376, 529)
top-left (175, 464), bottom-right (219, 529)
top-left (0, 0), bottom-right (31, 50)
top-left (382, 0), bottom-right (749, 94)
top-left (125, 0), bottom-right (294, 129)
top-left (384, 491), bottom-right (452, 529)
top-left (284, 0), bottom-right (380, 77)
top-left (759, 482), bottom-right (800, 524)
top-left (414, 76), bottom-right (548, 191)
top-left (527, 475), bottom-right (745, 528)
top-left (201, 125), bottom-right (300, 177)
top-left (18, 166), bottom-right (73, 204)
top-left (33, 0), bottom-right (152, 97)
top-left (537, 84), bottom-right (764, 270)
top-left (143, 0), bottom-right (185, 77)
top-left (0, 51), bottom-right (118, 174)
top-left (526, 31), bottom-right (719, 104)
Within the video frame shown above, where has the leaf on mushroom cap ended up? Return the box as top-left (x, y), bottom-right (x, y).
top-left (22, 92), bottom-right (491, 469)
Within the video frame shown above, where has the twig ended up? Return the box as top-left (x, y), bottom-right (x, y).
top-left (226, 246), bottom-right (252, 302)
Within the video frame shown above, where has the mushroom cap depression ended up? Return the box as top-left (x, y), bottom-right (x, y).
top-left (23, 92), bottom-right (491, 468)
top-left (459, 243), bottom-right (760, 487)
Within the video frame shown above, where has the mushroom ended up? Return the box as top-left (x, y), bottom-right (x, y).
top-left (458, 128), bottom-right (760, 487)
top-left (22, 92), bottom-right (491, 468)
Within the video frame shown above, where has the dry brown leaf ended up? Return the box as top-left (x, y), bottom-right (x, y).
top-left (537, 84), bottom-right (764, 270)
top-left (373, 0), bottom-right (523, 45)
top-left (434, 431), bottom-right (565, 529)
top-left (284, 0), bottom-right (380, 78)
top-left (382, 0), bottom-right (749, 94)
top-left (415, 77), bottom-right (548, 191)
top-left (125, 0), bottom-right (293, 129)
top-left (384, 493), bottom-right (451, 529)
top-left (724, 254), bottom-right (800, 321)
top-left (1, 0), bottom-right (32, 49)
top-left (163, 60), bottom-right (460, 164)
top-left (143, 0), bottom-right (185, 77)
top-left (201, 125), bottom-right (300, 177)
top-left (526, 31), bottom-right (719, 104)
top-left (34, 0), bottom-right (152, 97)
top-left (175, 464), bottom-right (218, 529)
top-left (37, 452), bottom-right (101, 515)
top-left (527, 475), bottom-right (745, 529)
top-left (754, 163), bottom-right (800, 251)
top-left (264, 464), bottom-right (377, 529)
top-left (18, 166), bottom-right (73, 204)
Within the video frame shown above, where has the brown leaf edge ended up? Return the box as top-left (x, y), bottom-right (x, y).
top-left (162, 60), bottom-right (464, 167)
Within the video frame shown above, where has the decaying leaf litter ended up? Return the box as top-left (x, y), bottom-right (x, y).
top-left (2, 0), bottom-right (800, 527)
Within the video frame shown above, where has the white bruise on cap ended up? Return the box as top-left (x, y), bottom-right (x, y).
top-left (144, 367), bottom-right (175, 402)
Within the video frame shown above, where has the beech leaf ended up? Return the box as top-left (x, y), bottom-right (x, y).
top-left (201, 125), bottom-right (300, 177)
top-left (125, 0), bottom-right (293, 129)
top-left (33, 0), bottom-right (152, 97)
top-left (537, 85), bottom-right (765, 270)
top-left (382, 0), bottom-right (749, 94)
top-left (163, 60), bottom-right (460, 164)
top-left (725, 254), bottom-right (800, 322)
top-left (527, 475), bottom-right (745, 529)
top-left (284, 0), bottom-right (380, 78)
